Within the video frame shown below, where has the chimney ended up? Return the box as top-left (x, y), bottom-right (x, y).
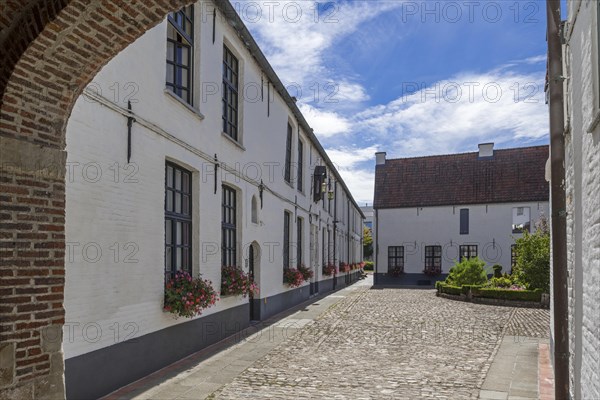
top-left (375, 152), bottom-right (387, 165)
top-left (478, 143), bottom-right (494, 158)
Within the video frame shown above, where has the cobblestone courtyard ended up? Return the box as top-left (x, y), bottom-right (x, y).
top-left (110, 277), bottom-right (550, 400)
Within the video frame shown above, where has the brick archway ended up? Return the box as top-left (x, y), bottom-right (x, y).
top-left (0, 1), bottom-right (194, 398)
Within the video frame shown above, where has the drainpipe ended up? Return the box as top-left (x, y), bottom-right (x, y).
top-left (546, 1), bottom-right (570, 398)
top-left (374, 208), bottom-right (378, 285)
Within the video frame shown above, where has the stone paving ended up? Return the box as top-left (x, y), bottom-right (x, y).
top-left (212, 284), bottom-right (549, 399)
top-left (107, 277), bottom-right (551, 400)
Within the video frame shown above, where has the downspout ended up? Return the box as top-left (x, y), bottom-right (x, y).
top-left (374, 208), bottom-right (378, 285)
top-left (546, 1), bottom-right (570, 398)
top-left (333, 181), bottom-right (338, 285)
top-left (347, 199), bottom-right (351, 268)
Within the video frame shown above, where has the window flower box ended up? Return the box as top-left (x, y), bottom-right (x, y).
top-left (323, 263), bottom-right (336, 276)
top-left (221, 265), bottom-right (259, 298)
top-left (283, 268), bottom-right (305, 288)
top-left (297, 264), bottom-right (314, 281)
top-left (164, 271), bottom-right (219, 319)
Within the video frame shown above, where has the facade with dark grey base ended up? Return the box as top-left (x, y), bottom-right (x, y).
top-left (373, 144), bottom-right (549, 286)
top-left (62, 1), bottom-right (364, 399)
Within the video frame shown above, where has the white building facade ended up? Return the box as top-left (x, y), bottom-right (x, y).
top-left (557, 1), bottom-right (600, 398)
top-left (373, 144), bottom-right (549, 286)
top-left (63, 2), bottom-right (363, 398)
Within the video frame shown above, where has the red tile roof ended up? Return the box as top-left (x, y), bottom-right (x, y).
top-left (373, 145), bottom-right (549, 209)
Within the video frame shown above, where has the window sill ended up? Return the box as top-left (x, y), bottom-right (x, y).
top-left (164, 89), bottom-right (205, 121)
top-left (221, 132), bottom-right (246, 151)
top-left (284, 180), bottom-right (294, 189)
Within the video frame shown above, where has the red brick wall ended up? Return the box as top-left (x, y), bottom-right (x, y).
top-left (0, 1), bottom-right (193, 398)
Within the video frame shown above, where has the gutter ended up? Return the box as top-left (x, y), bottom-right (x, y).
top-left (546, 1), bottom-right (570, 398)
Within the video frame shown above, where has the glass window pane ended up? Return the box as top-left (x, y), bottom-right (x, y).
top-left (183, 222), bottom-right (189, 246)
top-left (167, 166), bottom-right (173, 187)
top-left (183, 194), bottom-right (190, 215)
top-left (175, 192), bottom-right (181, 213)
top-left (176, 221), bottom-right (182, 245)
top-left (165, 246), bottom-right (172, 269)
top-left (165, 220), bottom-right (172, 244)
top-left (176, 247), bottom-right (182, 269)
top-left (166, 190), bottom-right (173, 212)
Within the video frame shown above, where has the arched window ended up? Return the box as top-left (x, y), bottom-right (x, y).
top-left (251, 195), bottom-right (258, 224)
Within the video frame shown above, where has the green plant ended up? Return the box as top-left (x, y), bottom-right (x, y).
top-left (164, 271), bottom-right (219, 318)
top-left (446, 257), bottom-right (488, 286)
top-left (513, 228), bottom-right (550, 292)
top-left (297, 264), bottom-right (314, 281)
top-left (322, 263), bottom-right (336, 276)
top-left (461, 284), bottom-right (483, 295)
top-left (363, 227), bottom-right (373, 259)
top-left (487, 276), bottom-right (513, 288)
top-left (283, 268), bottom-right (305, 287)
top-left (477, 288), bottom-right (543, 302)
top-left (221, 266), bottom-right (259, 298)
top-left (363, 261), bottom-right (374, 271)
top-left (492, 264), bottom-right (503, 278)
top-left (437, 283), bottom-right (462, 296)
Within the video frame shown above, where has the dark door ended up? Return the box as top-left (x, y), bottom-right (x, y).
top-left (249, 245), bottom-right (255, 320)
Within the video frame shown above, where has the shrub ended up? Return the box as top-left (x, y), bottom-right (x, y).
top-left (164, 271), bottom-right (219, 318)
top-left (363, 261), bottom-right (374, 271)
top-left (477, 288), bottom-right (542, 302)
top-left (513, 228), bottom-right (550, 292)
top-left (283, 268), bottom-right (305, 287)
top-left (437, 283), bottom-right (462, 296)
top-left (446, 257), bottom-right (488, 286)
top-left (297, 264), bottom-right (314, 281)
top-left (221, 266), bottom-right (259, 298)
top-left (492, 264), bottom-right (503, 278)
top-left (487, 276), bottom-right (513, 289)
top-left (461, 284), bottom-right (483, 295)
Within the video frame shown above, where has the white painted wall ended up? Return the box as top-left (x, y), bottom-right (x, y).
top-left (561, 1), bottom-right (600, 398)
top-left (64, 1), bottom-right (362, 360)
top-left (375, 202), bottom-right (549, 275)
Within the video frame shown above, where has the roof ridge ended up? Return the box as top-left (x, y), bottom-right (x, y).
top-left (383, 144), bottom-right (549, 163)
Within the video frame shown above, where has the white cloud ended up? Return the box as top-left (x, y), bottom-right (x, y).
top-left (325, 145), bottom-right (378, 204)
top-left (353, 69), bottom-right (549, 157)
top-left (298, 103), bottom-right (351, 137)
top-left (236, 0), bottom-right (401, 105)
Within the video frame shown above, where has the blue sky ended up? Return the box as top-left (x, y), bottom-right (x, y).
top-left (234, 0), bottom-right (550, 204)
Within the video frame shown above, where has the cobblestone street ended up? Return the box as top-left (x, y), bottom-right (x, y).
top-left (108, 277), bottom-right (550, 400)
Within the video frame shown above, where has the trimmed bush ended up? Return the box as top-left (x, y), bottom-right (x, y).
top-left (437, 283), bottom-right (462, 296)
top-left (363, 261), bottom-right (374, 271)
top-left (477, 288), bottom-right (542, 302)
top-left (492, 264), bottom-right (503, 278)
top-left (446, 257), bottom-right (488, 286)
top-left (487, 276), bottom-right (513, 289)
top-left (461, 284), bottom-right (483, 295)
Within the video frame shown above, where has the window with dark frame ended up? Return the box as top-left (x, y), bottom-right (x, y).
top-left (460, 208), bottom-right (469, 234)
top-left (165, 162), bottom-right (192, 280)
top-left (424, 245), bottom-right (442, 271)
top-left (222, 186), bottom-right (237, 267)
top-left (511, 244), bottom-right (518, 273)
top-left (222, 45), bottom-right (239, 140)
top-left (283, 211), bottom-right (291, 270)
top-left (297, 139), bottom-right (303, 191)
top-left (297, 217), bottom-right (303, 266)
top-left (388, 246), bottom-right (404, 273)
top-left (459, 245), bottom-right (478, 261)
top-left (166, 6), bottom-right (194, 104)
top-left (284, 123), bottom-right (292, 183)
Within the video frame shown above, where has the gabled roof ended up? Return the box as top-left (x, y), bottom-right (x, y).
top-left (373, 145), bottom-right (549, 209)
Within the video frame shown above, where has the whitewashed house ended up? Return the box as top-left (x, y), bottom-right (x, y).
top-left (63, 1), bottom-right (364, 398)
top-left (372, 144), bottom-right (549, 286)
top-left (555, 1), bottom-right (600, 397)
